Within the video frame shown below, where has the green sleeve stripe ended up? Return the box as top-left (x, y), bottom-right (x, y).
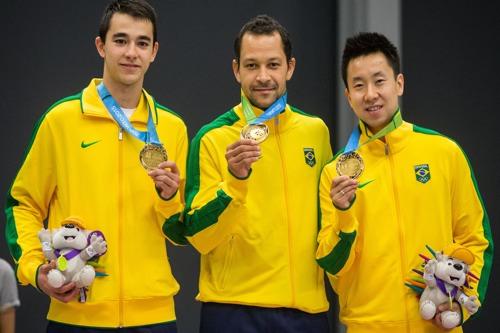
top-left (317, 231), bottom-right (356, 275)
top-left (162, 213), bottom-right (188, 245)
top-left (185, 189), bottom-right (232, 236)
top-left (185, 109), bottom-right (239, 210)
top-left (4, 93), bottom-right (81, 263)
top-left (413, 124), bottom-right (493, 304)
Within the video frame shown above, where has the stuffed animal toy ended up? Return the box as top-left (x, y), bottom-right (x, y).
top-left (418, 244), bottom-right (480, 329)
top-left (38, 216), bottom-right (107, 296)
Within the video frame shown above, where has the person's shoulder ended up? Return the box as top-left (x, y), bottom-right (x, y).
top-left (289, 105), bottom-right (328, 127)
top-left (411, 123), bottom-right (462, 151)
top-left (193, 107), bottom-right (241, 141)
top-left (41, 91), bottom-right (83, 122)
top-left (0, 259), bottom-right (14, 276)
top-left (154, 101), bottom-right (186, 127)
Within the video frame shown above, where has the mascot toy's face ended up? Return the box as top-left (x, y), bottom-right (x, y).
top-left (435, 254), bottom-right (468, 287)
top-left (52, 223), bottom-right (88, 250)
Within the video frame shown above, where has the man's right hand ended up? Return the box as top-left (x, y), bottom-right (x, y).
top-left (37, 260), bottom-right (78, 303)
top-left (330, 175), bottom-right (358, 209)
top-left (225, 139), bottom-right (261, 179)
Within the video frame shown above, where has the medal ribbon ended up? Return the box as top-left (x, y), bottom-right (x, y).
top-left (97, 83), bottom-right (161, 145)
top-left (241, 90), bottom-right (287, 125)
top-left (344, 108), bottom-right (403, 153)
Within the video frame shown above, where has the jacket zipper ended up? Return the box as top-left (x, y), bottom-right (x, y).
top-left (386, 141), bottom-right (411, 332)
top-left (274, 117), bottom-right (296, 307)
top-left (118, 126), bottom-right (124, 327)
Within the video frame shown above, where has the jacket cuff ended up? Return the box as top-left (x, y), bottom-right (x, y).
top-left (223, 169), bottom-right (250, 204)
top-left (335, 207), bottom-right (358, 233)
top-left (155, 191), bottom-right (183, 218)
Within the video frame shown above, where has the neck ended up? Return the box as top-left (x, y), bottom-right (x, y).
top-left (102, 77), bottom-right (143, 109)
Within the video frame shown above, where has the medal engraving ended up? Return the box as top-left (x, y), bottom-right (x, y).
top-left (336, 151), bottom-right (364, 179)
top-left (140, 144), bottom-right (168, 170)
top-left (240, 123), bottom-right (269, 144)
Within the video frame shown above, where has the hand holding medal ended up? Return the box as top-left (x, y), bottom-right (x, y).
top-left (147, 160), bottom-right (180, 200)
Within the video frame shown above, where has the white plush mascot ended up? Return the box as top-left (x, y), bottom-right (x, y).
top-left (419, 243), bottom-right (480, 329)
top-left (38, 216), bottom-right (107, 298)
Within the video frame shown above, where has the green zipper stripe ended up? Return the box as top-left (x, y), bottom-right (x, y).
top-left (317, 231), bottom-right (356, 275)
top-left (413, 124), bottom-right (493, 305)
top-left (5, 93), bottom-right (81, 263)
top-left (184, 110), bottom-right (240, 235)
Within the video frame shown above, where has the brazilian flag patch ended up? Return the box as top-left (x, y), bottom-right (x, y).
top-left (304, 148), bottom-right (316, 167)
top-left (414, 164), bottom-right (431, 183)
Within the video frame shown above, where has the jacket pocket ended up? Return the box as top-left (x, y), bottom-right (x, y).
top-left (217, 234), bottom-right (235, 291)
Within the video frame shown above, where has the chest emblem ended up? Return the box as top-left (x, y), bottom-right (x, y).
top-left (304, 148), bottom-right (316, 167)
top-left (414, 164), bottom-right (431, 183)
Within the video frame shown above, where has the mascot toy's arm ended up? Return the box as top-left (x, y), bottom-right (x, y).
top-left (80, 234), bottom-right (107, 261)
top-left (38, 228), bottom-right (56, 261)
top-left (423, 259), bottom-right (438, 288)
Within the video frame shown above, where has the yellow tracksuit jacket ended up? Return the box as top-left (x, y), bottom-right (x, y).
top-left (5, 79), bottom-right (188, 328)
top-left (185, 103), bottom-right (332, 313)
top-left (317, 120), bottom-right (493, 333)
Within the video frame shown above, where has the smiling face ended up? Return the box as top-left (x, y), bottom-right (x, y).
top-left (95, 12), bottom-right (158, 91)
top-left (232, 32), bottom-right (295, 109)
top-left (52, 224), bottom-right (88, 250)
top-left (345, 52), bottom-right (404, 134)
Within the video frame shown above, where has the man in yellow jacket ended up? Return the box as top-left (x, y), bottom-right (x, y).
top-left (184, 15), bottom-right (333, 332)
top-left (5, 1), bottom-right (187, 332)
top-left (316, 32), bottom-right (493, 333)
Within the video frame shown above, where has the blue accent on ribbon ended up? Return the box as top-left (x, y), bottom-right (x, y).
top-left (344, 125), bottom-right (361, 153)
top-left (97, 83), bottom-right (160, 145)
top-left (250, 92), bottom-right (287, 124)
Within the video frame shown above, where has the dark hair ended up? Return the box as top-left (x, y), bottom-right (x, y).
top-left (99, 0), bottom-right (158, 43)
top-left (234, 14), bottom-right (292, 64)
top-left (341, 32), bottom-right (400, 88)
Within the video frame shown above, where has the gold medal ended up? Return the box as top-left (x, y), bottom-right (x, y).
top-left (139, 144), bottom-right (168, 170)
top-left (240, 123), bottom-right (269, 144)
top-left (336, 151), bottom-right (364, 179)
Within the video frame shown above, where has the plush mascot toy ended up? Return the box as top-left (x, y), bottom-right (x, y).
top-left (418, 244), bottom-right (480, 329)
top-left (38, 216), bottom-right (107, 302)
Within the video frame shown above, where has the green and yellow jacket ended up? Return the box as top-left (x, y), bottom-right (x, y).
top-left (184, 103), bottom-right (332, 313)
top-left (5, 79), bottom-right (188, 328)
top-left (317, 119), bottom-right (493, 333)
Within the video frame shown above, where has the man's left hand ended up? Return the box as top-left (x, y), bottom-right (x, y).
top-left (148, 161), bottom-right (180, 200)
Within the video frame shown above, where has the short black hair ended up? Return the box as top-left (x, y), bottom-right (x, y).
top-left (234, 14), bottom-right (292, 64)
top-left (342, 32), bottom-right (400, 88)
top-left (99, 0), bottom-right (158, 43)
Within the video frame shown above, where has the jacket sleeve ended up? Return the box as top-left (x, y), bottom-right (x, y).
top-left (316, 163), bottom-right (359, 277)
top-left (184, 134), bottom-right (249, 255)
top-left (450, 144), bottom-right (493, 322)
top-left (5, 115), bottom-right (57, 288)
top-left (157, 123), bottom-right (189, 245)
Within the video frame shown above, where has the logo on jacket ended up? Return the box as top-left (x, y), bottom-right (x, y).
top-left (414, 164), bottom-right (431, 183)
top-left (81, 140), bottom-right (100, 149)
top-left (304, 148), bottom-right (316, 167)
